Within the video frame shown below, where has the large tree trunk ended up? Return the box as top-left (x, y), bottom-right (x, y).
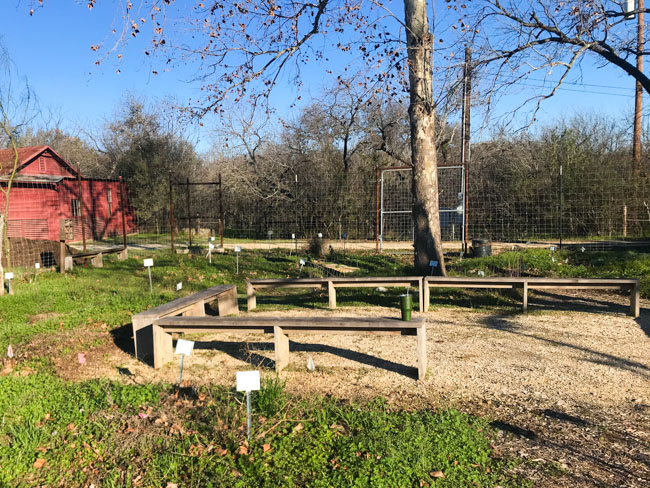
top-left (403, 0), bottom-right (446, 275)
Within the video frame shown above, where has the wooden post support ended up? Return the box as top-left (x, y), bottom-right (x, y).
top-left (153, 323), bottom-right (174, 369)
top-left (190, 300), bottom-right (206, 317)
top-left (423, 279), bottom-right (430, 312)
top-left (417, 323), bottom-right (427, 380)
top-left (274, 326), bottom-right (289, 372)
top-left (247, 282), bottom-right (257, 311)
top-left (522, 281), bottom-right (529, 313)
top-left (417, 277), bottom-right (424, 311)
top-left (90, 252), bottom-right (103, 268)
top-left (328, 280), bottom-right (336, 308)
top-left (218, 287), bottom-right (240, 316)
top-left (631, 281), bottom-right (641, 318)
top-left (59, 241), bottom-right (66, 275)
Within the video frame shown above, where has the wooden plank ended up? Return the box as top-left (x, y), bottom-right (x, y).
top-left (155, 316), bottom-right (424, 328)
top-left (274, 326), bottom-right (289, 371)
top-left (416, 323), bottom-right (427, 380)
top-left (427, 283), bottom-right (516, 289)
top-left (328, 280), bottom-right (336, 308)
top-left (332, 281), bottom-right (418, 288)
top-left (133, 285), bottom-right (236, 319)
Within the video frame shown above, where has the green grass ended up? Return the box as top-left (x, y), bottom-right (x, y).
top-left (0, 372), bottom-right (528, 487)
top-left (450, 248), bottom-right (650, 298)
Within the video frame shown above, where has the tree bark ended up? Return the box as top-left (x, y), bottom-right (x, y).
top-left (403, 0), bottom-right (446, 275)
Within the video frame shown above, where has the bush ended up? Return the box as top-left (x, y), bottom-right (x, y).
top-left (307, 235), bottom-right (329, 258)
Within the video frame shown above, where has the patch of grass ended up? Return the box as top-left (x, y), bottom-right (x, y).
top-left (450, 249), bottom-right (650, 298)
top-left (0, 373), bottom-right (528, 487)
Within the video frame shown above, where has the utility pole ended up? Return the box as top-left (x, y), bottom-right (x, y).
top-left (633, 0), bottom-right (644, 172)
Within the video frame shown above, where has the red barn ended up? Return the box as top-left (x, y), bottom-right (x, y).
top-left (0, 145), bottom-right (136, 243)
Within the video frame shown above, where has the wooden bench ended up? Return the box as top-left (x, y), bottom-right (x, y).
top-left (422, 276), bottom-right (640, 317)
top-left (131, 284), bottom-right (239, 360)
top-left (151, 316), bottom-right (428, 380)
top-left (247, 276), bottom-right (424, 311)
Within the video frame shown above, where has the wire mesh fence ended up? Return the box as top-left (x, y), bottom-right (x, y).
top-left (2, 145), bottom-right (649, 270)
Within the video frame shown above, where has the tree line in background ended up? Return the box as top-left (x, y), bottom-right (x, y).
top-left (3, 93), bottom-right (648, 243)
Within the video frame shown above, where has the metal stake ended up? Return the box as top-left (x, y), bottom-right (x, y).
top-left (147, 266), bottom-right (153, 293)
top-left (178, 354), bottom-right (185, 385)
top-left (236, 254), bottom-right (239, 274)
top-left (246, 390), bottom-right (252, 439)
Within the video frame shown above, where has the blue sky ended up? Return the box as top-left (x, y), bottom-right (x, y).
top-left (0, 1), bottom-right (642, 151)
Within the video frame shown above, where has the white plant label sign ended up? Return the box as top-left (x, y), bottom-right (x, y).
top-left (317, 233), bottom-right (323, 238)
top-left (236, 370), bottom-right (260, 392)
top-left (176, 282), bottom-right (183, 291)
top-left (35, 263), bottom-right (40, 270)
top-left (4, 272), bottom-right (13, 280)
top-left (143, 258), bottom-right (154, 267)
top-left (291, 234), bottom-right (296, 239)
top-left (234, 246), bottom-right (242, 253)
top-left (175, 339), bottom-right (195, 356)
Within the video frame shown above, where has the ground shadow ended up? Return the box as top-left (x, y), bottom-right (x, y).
top-left (477, 315), bottom-right (650, 378)
top-left (193, 338), bottom-right (417, 379)
top-left (526, 289), bottom-right (631, 316)
top-left (636, 313), bottom-right (650, 339)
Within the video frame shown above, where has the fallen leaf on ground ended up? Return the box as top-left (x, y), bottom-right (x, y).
top-left (33, 458), bottom-right (46, 469)
top-left (263, 443), bottom-right (271, 452)
top-left (430, 470), bottom-right (445, 478)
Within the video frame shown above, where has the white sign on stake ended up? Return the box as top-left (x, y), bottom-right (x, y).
top-left (210, 236), bottom-right (215, 242)
top-left (143, 259), bottom-right (154, 293)
top-left (34, 263), bottom-right (40, 270)
top-left (318, 233), bottom-right (323, 238)
top-left (291, 233), bottom-right (296, 239)
top-left (175, 339), bottom-right (195, 356)
top-left (4, 272), bottom-right (13, 280)
top-left (234, 246), bottom-right (242, 253)
top-left (176, 282), bottom-right (183, 291)
top-left (299, 259), bottom-right (306, 266)
top-left (236, 370), bottom-right (261, 392)
top-left (549, 246), bottom-right (557, 252)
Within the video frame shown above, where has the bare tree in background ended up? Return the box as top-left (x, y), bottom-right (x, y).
top-left (0, 46), bottom-right (37, 294)
top-left (37, 0), bottom-right (451, 274)
top-left (459, 2), bottom-right (649, 139)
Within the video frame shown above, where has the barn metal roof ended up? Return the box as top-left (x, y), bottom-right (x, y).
top-left (0, 174), bottom-right (64, 184)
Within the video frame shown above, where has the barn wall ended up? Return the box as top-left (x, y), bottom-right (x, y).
top-left (19, 152), bottom-right (74, 176)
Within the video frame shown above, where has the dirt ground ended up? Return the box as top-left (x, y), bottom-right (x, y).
top-left (19, 290), bottom-right (650, 487)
